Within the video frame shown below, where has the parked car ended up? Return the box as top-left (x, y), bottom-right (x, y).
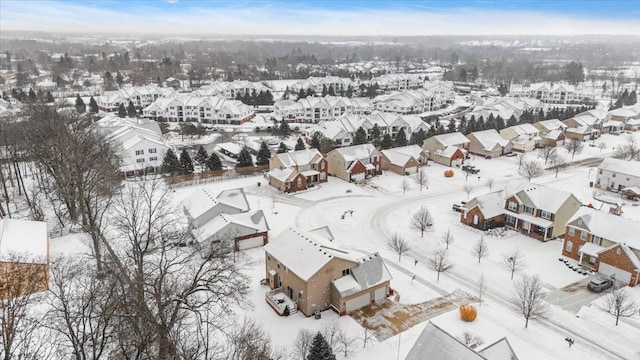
top-left (452, 203), bottom-right (465, 213)
top-left (462, 165), bottom-right (480, 174)
top-left (587, 277), bottom-right (614, 293)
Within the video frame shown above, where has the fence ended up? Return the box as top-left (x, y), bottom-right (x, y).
top-left (165, 165), bottom-right (269, 188)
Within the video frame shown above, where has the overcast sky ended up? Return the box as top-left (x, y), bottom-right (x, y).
top-left (1, 0), bottom-right (639, 36)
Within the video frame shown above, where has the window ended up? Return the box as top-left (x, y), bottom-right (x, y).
top-left (149, 157), bottom-right (157, 161)
top-left (565, 241), bottom-right (573, 252)
top-left (612, 173), bottom-right (616, 178)
top-left (506, 214), bottom-right (516, 224)
top-left (135, 150), bottom-right (144, 156)
top-left (616, 248), bottom-right (622, 255)
top-left (580, 231), bottom-right (587, 240)
top-left (136, 159), bottom-right (145, 163)
top-left (267, 255), bottom-right (271, 261)
top-left (568, 227), bottom-right (575, 236)
top-left (507, 201), bottom-right (518, 211)
top-left (593, 236), bottom-right (601, 246)
top-left (540, 210), bottom-right (552, 220)
top-left (149, 148), bottom-right (157, 154)
top-left (524, 206), bottom-right (535, 215)
top-left (589, 256), bottom-right (597, 264)
top-left (342, 268), bottom-right (350, 276)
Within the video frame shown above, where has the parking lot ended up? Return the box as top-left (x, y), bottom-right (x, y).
top-left (547, 275), bottom-right (625, 313)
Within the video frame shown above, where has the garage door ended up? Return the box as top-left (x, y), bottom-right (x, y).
top-left (599, 263), bottom-right (632, 284)
top-left (405, 166), bottom-right (418, 174)
top-left (374, 287), bottom-right (387, 302)
top-left (345, 293), bottom-right (370, 313)
top-left (238, 236), bottom-right (265, 250)
top-left (351, 172), bottom-right (365, 182)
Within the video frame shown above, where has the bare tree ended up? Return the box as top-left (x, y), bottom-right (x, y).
top-left (512, 274), bottom-right (549, 328)
top-left (99, 178), bottom-right (250, 359)
top-left (472, 237), bottom-right (490, 264)
top-left (360, 322), bottom-right (374, 349)
top-left (337, 327), bottom-right (358, 358)
top-left (612, 135), bottom-right (640, 161)
top-left (387, 233), bottom-right (411, 261)
top-left (0, 254), bottom-right (51, 360)
top-left (292, 329), bottom-right (314, 360)
top-left (602, 287), bottom-right (638, 326)
top-left (411, 206), bottom-right (433, 238)
top-left (413, 168), bottom-right (429, 191)
top-left (459, 331), bottom-right (484, 348)
top-left (503, 248), bottom-right (527, 279)
top-left (516, 153), bottom-right (526, 169)
top-left (226, 318), bottom-right (281, 360)
top-left (598, 142), bottom-right (607, 153)
top-left (442, 228), bottom-right (454, 250)
top-left (429, 249), bottom-right (453, 281)
top-left (45, 256), bottom-right (117, 360)
top-left (478, 274), bottom-right (485, 305)
top-left (548, 153), bottom-right (568, 178)
top-left (486, 177), bottom-right (495, 190)
top-left (463, 184), bottom-right (474, 199)
top-left (322, 321), bottom-right (341, 355)
top-left (518, 159), bottom-right (544, 181)
top-left (399, 178), bottom-right (411, 194)
top-left (538, 146), bottom-right (557, 165)
top-left (564, 139), bottom-right (584, 159)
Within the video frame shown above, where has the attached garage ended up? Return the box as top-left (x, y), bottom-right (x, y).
top-left (599, 263), bottom-right (632, 284)
top-left (237, 235), bottom-right (265, 250)
top-left (345, 293), bottom-right (370, 313)
top-left (405, 166), bottom-right (418, 174)
top-left (374, 286), bottom-right (387, 302)
top-left (351, 172), bottom-right (365, 182)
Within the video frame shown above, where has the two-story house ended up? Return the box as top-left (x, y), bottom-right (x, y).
top-left (422, 132), bottom-right (470, 167)
top-left (461, 182), bottom-right (582, 241)
top-left (562, 208), bottom-right (640, 287)
top-left (499, 124), bottom-right (541, 152)
top-left (595, 157), bottom-right (640, 192)
top-left (326, 144), bottom-right (381, 182)
top-left (263, 227), bottom-right (391, 316)
top-left (267, 149), bottom-right (328, 192)
top-left (466, 129), bottom-right (512, 159)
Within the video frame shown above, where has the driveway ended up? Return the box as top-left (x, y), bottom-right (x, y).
top-left (546, 275), bottom-right (623, 313)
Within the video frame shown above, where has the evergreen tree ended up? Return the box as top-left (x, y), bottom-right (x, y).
top-left (381, 134), bottom-right (392, 149)
top-left (179, 148), bottom-right (194, 174)
top-left (322, 85), bottom-right (328, 97)
top-left (28, 88), bottom-right (37, 102)
top-left (236, 148), bottom-right (254, 168)
top-left (104, 71), bottom-right (114, 90)
top-left (395, 128), bottom-right (408, 147)
top-left (282, 86), bottom-right (290, 100)
top-left (447, 119), bottom-right (456, 133)
top-left (194, 145), bottom-right (209, 170)
top-left (127, 100), bottom-right (137, 117)
top-left (256, 141), bottom-right (272, 165)
top-left (311, 132), bottom-right (321, 150)
top-left (278, 120), bottom-right (291, 139)
top-left (485, 113), bottom-right (496, 130)
top-left (45, 91), bottom-right (55, 103)
top-left (327, 85), bottom-right (335, 96)
top-left (306, 332), bottom-right (336, 360)
top-left (75, 95), bottom-right (86, 113)
top-left (117, 103), bottom-right (127, 118)
top-left (345, 85), bottom-right (354, 98)
top-left (353, 127), bottom-right (368, 145)
top-left (277, 142), bottom-right (288, 154)
top-left (115, 71), bottom-right (124, 86)
top-left (161, 149), bottom-right (181, 176)
top-left (205, 152), bottom-right (222, 171)
top-left (298, 88), bottom-right (306, 99)
top-left (495, 115), bottom-right (505, 130)
top-left (306, 88), bottom-right (315, 98)
top-left (410, 129), bottom-right (427, 146)
top-left (497, 84), bottom-right (508, 96)
top-left (507, 115), bottom-right (517, 127)
top-left (624, 90), bottom-right (637, 106)
top-left (436, 123), bottom-right (446, 135)
top-left (371, 124), bottom-right (381, 148)
top-left (426, 124), bottom-right (436, 138)
top-left (88, 96), bottom-right (99, 113)
top-left (295, 137), bottom-right (306, 151)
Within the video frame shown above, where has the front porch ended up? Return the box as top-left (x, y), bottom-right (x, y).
top-left (505, 212), bottom-right (553, 241)
top-left (577, 242), bottom-right (604, 270)
top-left (265, 287), bottom-right (298, 316)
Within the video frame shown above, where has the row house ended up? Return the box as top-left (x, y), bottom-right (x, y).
top-left (274, 96), bottom-right (373, 123)
top-left (194, 80), bottom-right (271, 99)
top-left (509, 83), bottom-right (596, 105)
top-left (290, 76), bottom-right (357, 95)
top-left (326, 144), bottom-right (381, 182)
top-left (142, 95), bottom-right (254, 125)
top-left (373, 88), bottom-right (449, 114)
top-left (595, 157), bottom-right (640, 192)
top-left (466, 129), bottom-right (512, 159)
top-left (97, 85), bottom-right (175, 112)
top-left (499, 124), bottom-right (541, 152)
top-left (368, 74), bottom-right (426, 91)
top-left (422, 132), bottom-right (469, 167)
top-left (466, 97), bottom-right (543, 122)
top-left (268, 148), bottom-right (328, 192)
top-left (605, 104), bottom-right (640, 131)
top-left (461, 182), bottom-right (581, 241)
top-left (562, 208), bottom-right (640, 286)
top-left (264, 227), bottom-right (391, 316)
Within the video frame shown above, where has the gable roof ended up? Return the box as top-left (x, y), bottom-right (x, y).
top-left (193, 210), bottom-right (269, 243)
top-left (264, 227), bottom-right (356, 281)
top-left (598, 158), bottom-right (640, 178)
top-left (183, 187), bottom-right (249, 221)
top-left (466, 190), bottom-right (506, 219)
top-left (331, 144), bottom-right (379, 162)
top-left (506, 181), bottom-right (577, 213)
top-left (405, 322), bottom-right (486, 360)
top-left (478, 338), bottom-right (520, 360)
top-left (433, 132), bottom-right (470, 147)
top-left (275, 148), bottom-right (323, 168)
top-left (468, 129), bottom-right (511, 151)
top-left (568, 207), bottom-right (640, 251)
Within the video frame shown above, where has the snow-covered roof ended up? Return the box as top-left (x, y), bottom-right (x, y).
top-left (568, 207), bottom-right (640, 251)
top-left (468, 129), bottom-right (510, 151)
top-left (507, 181), bottom-right (576, 213)
top-left (264, 227), bottom-right (356, 281)
top-left (308, 226), bottom-right (335, 242)
top-left (598, 158), bottom-right (640, 178)
top-left (275, 148), bottom-right (323, 168)
top-left (405, 322), bottom-right (485, 360)
top-left (183, 188), bottom-right (249, 221)
top-left (478, 337), bottom-right (520, 360)
top-left (535, 119), bottom-right (566, 131)
top-left (268, 168), bottom-right (297, 182)
top-left (0, 219), bottom-right (48, 263)
top-left (466, 190), bottom-right (506, 219)
top-left (541, 129), bottom-right (564, 140)
top-left (433, 132), bottom-right (470, 147)
top-left (381, 148), bottom-right (413, 166)
top-left (193, 210), bottom-right (269, 243)
top-left (332, 144), bottom-right (379, 162)
top-left (215, 142), bottom-right (243, 155)
top-left (333, 253), bottom-right (391, 297)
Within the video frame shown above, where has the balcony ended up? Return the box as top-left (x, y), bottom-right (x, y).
top-left (265, 288), bottom-right (298, 316)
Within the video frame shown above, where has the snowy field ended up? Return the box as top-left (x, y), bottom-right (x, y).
top-left (48, 130), bottom-right (640, 359)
